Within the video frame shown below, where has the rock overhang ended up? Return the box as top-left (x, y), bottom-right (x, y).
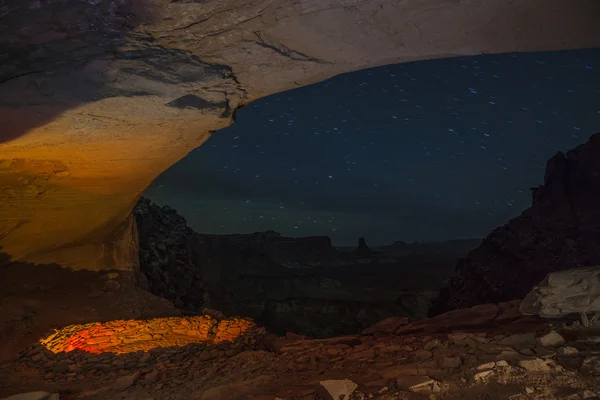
top-left (1, 0), bottom-right (600, 269)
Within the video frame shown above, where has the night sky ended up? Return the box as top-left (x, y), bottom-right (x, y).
top-left (145, 48), bottom-right (600, 246)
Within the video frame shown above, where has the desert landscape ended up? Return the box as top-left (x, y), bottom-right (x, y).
top-left (1, 0), bottom-right (600, 399)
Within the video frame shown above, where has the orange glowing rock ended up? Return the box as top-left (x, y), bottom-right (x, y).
top-left (40, 315), bottom-right (258, 355)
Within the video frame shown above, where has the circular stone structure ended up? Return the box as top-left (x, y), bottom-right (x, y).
top-left (40, 316), bottom-right (260, 355)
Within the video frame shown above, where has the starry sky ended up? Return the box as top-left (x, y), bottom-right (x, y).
top-left (145, 48), bottom-right (600, 246)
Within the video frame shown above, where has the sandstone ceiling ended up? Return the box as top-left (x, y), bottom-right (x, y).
top-left (0, 0), bottom-right (599, 271)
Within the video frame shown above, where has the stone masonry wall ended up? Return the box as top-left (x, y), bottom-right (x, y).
top-left (40, 316), bottom-right (260, 355)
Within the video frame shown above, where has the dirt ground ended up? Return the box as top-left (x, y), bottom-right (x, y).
top-left (1, 259), bottom-right (599, 400)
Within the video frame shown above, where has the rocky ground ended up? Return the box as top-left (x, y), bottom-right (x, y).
top-left (4, 130), bottom-right (600, 399)
top-left (0, 257), bottom-right (180, 363)
top-left (1, 301), bottom-right (599, 400)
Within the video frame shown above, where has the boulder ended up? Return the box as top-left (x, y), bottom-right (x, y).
top-left (537, 331), bottom-right (565, 347)
top-left (520, 266), bottom-right (600, 318)
top-left (317, 379), bottom-right (358, 400)
top-left (518, 358), bottom-right (551, 372)
top-left (558, 346), bottom-right (579, 357)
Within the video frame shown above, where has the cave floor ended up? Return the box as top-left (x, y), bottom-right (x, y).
top-left (1, 316), bottom-right (599, 400)
top-left (1, 263), bottom-right (599, 400)
top-left (2, 317), bottom-right (599, 399)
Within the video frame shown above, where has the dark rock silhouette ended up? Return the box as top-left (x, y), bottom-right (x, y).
top-left (134, 197), bottom-right (206, 313)
top-left (354, 237), bottom-right (376, 258)
top-left (430, 133), bottom-right (600, 316)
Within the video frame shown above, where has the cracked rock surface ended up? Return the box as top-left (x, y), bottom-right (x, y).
top-left (1, 0), bottom-right (599, 270)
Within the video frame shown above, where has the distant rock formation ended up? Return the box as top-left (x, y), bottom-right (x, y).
top-left (354, 237), bottom-right (372, 258)
top-left (430, 133), bottom-right (600, 316)
top-left (354, 237), bottom-right (384, 259)
top-left (133, 198), bottom-right (445, 336)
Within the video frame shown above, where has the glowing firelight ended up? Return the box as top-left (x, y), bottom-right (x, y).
top-left (40, 315), bottom-right (257, 355)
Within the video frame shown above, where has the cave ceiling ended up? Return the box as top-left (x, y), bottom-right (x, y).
top-left (0, 0), bottom-right (599, 269)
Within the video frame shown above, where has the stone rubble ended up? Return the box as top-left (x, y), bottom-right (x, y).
top-left (1, 301), bottom-right (599, 400)
top-left (538, 330), bottom-right (566, 347)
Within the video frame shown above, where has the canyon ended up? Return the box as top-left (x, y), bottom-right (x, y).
top-left (2, 135), bottom-right (600, 398)
top-left (134, 195), bottom-right (479, 337)
top-left (131, 133), bottom-right (600, 335)
top-left (2, 1), bottom-right (600, 399)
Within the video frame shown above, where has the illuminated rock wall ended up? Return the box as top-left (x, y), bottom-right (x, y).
top-left (1, 0), bottom-right (599, 270)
